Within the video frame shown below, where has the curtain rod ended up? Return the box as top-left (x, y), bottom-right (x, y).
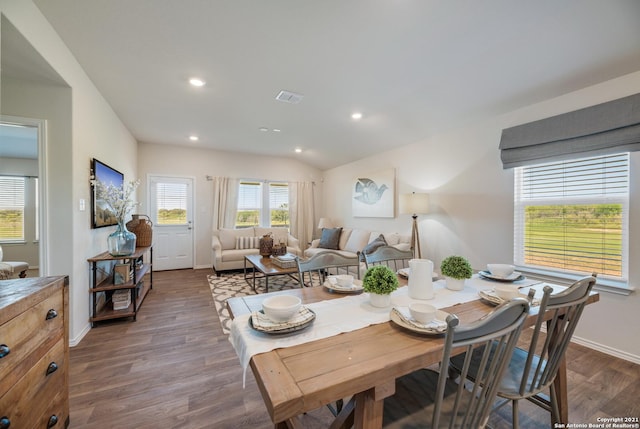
top-left (205, 175), bottom-right (315, 185)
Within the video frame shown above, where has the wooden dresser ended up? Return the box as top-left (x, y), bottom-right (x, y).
top-left (0, 276), bottom-right (70, 429)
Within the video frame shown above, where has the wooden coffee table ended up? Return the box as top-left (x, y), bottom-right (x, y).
top-left (243, 254), bottom-right (300, 293)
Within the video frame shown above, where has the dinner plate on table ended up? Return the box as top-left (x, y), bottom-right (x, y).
top-left (390, 308), bottom-right (449, 335)
top-left (249, 308), bottom-right (316, 334)
top-left (478, 270), bottom-right (525, 282)
top-left (478, 289), bottom-right (540, 307)
top-left (324, 277), bottom-right (364, 294)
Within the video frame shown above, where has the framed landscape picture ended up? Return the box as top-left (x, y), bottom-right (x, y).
top-left (352, 168), bottom-right (395, 218)
top-left (91, 158), bottom-right (124, 228)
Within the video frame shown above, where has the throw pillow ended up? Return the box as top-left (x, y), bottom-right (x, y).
top-left (361, 234), bottom-right (387, 260)
top-left (235, 236), bottom-right (259, 249)
top-left (318, 227), bottom-right (342, 250)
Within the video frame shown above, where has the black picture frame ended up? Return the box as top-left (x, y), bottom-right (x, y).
top-left (91, 158), bottom-right (124, 228)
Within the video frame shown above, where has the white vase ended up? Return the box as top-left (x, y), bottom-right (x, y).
top-left (445, 276), bottom-right (466, 291)
top-left (369, 292), bottom-right (391, 308)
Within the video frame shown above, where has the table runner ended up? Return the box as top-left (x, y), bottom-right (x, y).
top-left (229, 275), bottom-right (542, 386)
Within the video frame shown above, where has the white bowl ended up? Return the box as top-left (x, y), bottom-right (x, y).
top-left (409, 303), bottom-right (437, 324)
top-left (335, 274), bottom-right (354, 287)
top-left (262, 295), bottom-right (302, 322)
top-left (487, 263), bottom-right (515, 278)
top-left (494, 284), bottom-right (519, 300)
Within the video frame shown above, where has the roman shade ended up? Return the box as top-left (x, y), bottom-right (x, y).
top-left (500, 92), bottom-right (640, 169)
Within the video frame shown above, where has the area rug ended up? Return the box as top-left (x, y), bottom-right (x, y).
top-left (208, 272), bottom-right (300, 334)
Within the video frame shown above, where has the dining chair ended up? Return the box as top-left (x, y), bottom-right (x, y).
top-left (296, 250), bottom-right (361, 287)
top-left (0, 245), bottom-right (29, 279)
top-left (362, 245), bottom-right (414, 271)
top-left (383, 298), bottom-right (530, 429)
top-left (450, 274), bottom-right (597, 428)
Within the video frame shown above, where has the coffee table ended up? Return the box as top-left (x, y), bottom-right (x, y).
top-left (244, 254), bottom-right (300, 293)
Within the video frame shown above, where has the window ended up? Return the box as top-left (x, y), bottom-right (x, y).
top-left (514, 153), bottom-right (628, 280)
top-left (0, 176), bottom-right (26, 241)
top-left (155, 182), bottom-right (188, 225)
top-left (236, 181), bottom-right (289, 228)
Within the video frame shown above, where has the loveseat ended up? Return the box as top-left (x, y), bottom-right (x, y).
top-left (212, 227), bottom-right (301, 275)
top-left (304, 228), bottom-right (411, 260)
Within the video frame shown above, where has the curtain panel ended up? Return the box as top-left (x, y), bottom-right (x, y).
top-left (289, 181), bottom-right (315, 250)
top-left (499, 92), bottom-right (640, 168)
top-left (211, 177), bottom-right (238, 230)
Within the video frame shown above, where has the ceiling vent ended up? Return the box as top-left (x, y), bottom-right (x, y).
top-left (275, 90), bottom-right (304, 104)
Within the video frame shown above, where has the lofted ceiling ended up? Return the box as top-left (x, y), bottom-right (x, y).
top-left (28, 0), bottom-right (640, 170)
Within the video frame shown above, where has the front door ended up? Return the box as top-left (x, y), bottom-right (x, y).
top-left (148, 175), bottom-right (194, 271)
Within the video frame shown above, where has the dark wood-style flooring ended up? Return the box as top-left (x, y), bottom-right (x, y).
top-left (68, 269), bottom-right (640, 428)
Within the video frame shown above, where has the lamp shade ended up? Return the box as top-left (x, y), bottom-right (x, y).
top-left (399, 192), bottom-right (429, 215)
top-left (317, 217), bottom-right (333, 229)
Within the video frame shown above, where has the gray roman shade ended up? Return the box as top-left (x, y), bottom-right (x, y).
top-left (499, 93), bottom-right (640, 169)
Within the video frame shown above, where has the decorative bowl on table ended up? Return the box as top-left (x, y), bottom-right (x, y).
top-left (486, 263), bottom-right (515, 279)
top-left (494, 284), bottom-right (519, 300)
top-left (262, 295), bottom-right (302, 322)
top-left (335, 274), bottom-right (354, 287)
top-left (409, 303), bottom-right (437, 324)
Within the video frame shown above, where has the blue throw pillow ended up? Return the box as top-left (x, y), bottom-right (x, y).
top-left (318, 227), bottom-right (342, 249)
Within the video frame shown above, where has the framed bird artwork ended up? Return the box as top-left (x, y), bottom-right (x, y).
top-left (352, 168), bottom-right (395, 217)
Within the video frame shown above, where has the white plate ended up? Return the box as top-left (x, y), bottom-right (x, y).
top-left (478, 270), bottom-right (525, 282)
top-left (390, 309), bottom-right (449, 335)
top-left (325, 277), bottom-right (364, 294)
top-left (397, 268), bottom-right (410, 278)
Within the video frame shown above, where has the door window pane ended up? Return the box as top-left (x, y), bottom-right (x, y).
top-left (156, 182), bottom-right (187, 225)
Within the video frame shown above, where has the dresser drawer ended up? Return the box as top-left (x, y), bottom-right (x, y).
top-left (0, 290), bottom-right (64, 397)
top-left (0, 339), bottom-right (66, 428)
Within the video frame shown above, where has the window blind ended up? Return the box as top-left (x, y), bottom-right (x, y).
top-left (269, 183), bottom-right (289, 227)
top-left (500, 93), bottom-right (640, 168)
top-left (155, 182), bottom-right (187, 225)
top-left (0, 176), bottom-right (25, 240)
top-left (514, 153), bottom-right (628, 279)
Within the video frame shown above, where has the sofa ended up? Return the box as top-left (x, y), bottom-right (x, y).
top-left (304, 228), bottom-right (411, 260)
top-left (212, 227), bottom-right (301, 275)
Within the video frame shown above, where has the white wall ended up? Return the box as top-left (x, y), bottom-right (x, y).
top-left (137, 142), bottom-right (323, 268)
top-left (321, 71), bottom-right (640, 362)
top-left (1, 1), bottom-right (138, 345)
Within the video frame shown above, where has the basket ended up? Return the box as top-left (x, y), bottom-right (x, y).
top-left (126, 214), bottom-right (153, 247)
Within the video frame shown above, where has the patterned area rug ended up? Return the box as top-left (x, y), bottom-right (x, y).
top-left (208, 271), bottom-right (300, 334)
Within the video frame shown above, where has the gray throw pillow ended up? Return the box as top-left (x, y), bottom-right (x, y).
top-left (318, 227), bottom-right (342, 249)
top-left (361, 234), bottom-right (387, 260)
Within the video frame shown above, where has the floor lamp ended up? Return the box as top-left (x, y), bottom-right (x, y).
top-left (399, 192), bottom-right (429, 259)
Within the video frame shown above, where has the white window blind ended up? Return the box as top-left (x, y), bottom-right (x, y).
top-left (269, 183), bottom-right (289, 228)
top-left (236, 181), bottom-right (261, 228)
top-left (514, 153), bottom-right (629, 280)
top-left (155, 182), bottom-right (187, 225)
top-left (0, 176), bottom-right (25, 241)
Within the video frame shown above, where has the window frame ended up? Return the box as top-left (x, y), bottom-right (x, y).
top-left (513, 153), bottom-right (630, 290)
top-left (236, 180), bottom-right (289, 229)
top-left (0, 176), bottom-right (26, 242)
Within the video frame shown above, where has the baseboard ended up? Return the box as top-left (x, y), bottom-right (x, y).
top-left (69, 322), bottom-right (91, 347)
top-left (571, 335), bottom-right (640, 364)
top-left (194, 264), bottom-right (212, 270)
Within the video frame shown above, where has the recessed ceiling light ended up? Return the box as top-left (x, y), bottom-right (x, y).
top-left (259, 127), bottom-right (269, 132)
top-left (189, 78), bottom-right (205, 87)
top-left (273, 128), bottom-right (281, 133)
top-left (351, 112), bottom-right (363, 120)
top-left (189, 135), bottom-right (199, 141)
top-left (295, 148), bottom-right (302, 153)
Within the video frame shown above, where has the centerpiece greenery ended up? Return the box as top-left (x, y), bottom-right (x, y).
top-left (363, 265), bottom-right (399, 307)
top-left (440, 255), bottom-right (472, 291)
top-left (440, 255), bottom-right (473, 279)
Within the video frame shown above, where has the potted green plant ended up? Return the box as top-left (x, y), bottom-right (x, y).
top-left (440, 255), bottom-right (473, 291)
top-left (363, 265), bottom-right (399, 307)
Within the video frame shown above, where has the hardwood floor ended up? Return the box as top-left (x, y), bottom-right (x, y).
top-left (69, 269), bottom-right (640, 428)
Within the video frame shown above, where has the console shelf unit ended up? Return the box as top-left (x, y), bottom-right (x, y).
top-left (88, 245), bottom-right (153, 326)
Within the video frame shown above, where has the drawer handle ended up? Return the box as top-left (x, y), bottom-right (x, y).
top-left (47, 415), bottom-right (58, 428)
top-left (0, 344), bottom-right (9, 359)
top-left (0, 416), bottom-right (10, 429)
top-left (46, 362), bottom-right (58, 376)
top-left (46, 309), bottom-right (58, 320)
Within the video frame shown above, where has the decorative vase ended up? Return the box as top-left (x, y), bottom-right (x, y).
top-left (126, 214), bottom-right (153, 247)
top-left (108, 219), bottom-right (137, 256)
top-left (369, 292), bottom-right (391, 308)
top-left (259, 234), bottom-right (273, 257)
top-left (445, 276), bottom-right (466, 291)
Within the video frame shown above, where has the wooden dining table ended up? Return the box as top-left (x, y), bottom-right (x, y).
top-left (226, 279), bottom-right (599, 429)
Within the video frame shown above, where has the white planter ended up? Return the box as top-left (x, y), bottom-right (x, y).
top-left (369, 292), bottom-right (391, 308)
top-left (445, 276), bottom-right (466, 291)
